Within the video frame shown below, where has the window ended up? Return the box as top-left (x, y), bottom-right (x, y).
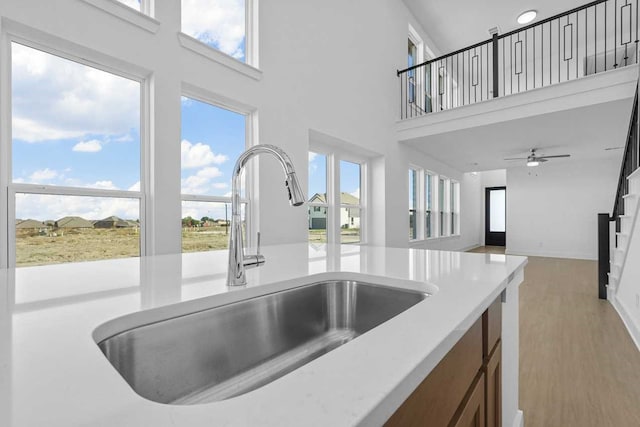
top-left (307, 147), bottom-right (367, 245)
top-left (425, 172), bottom-right (433, 238)
top-left (340, 160), bottom-right (362, 244)
top-left (409, 169), bottom-right (417, 239)
top-left (180, 96), bottom-right (248, 252)
top-left (181, 0), bottom-right (248, 62)
top-left (450, 181), bottom-right (459, 235)
top-left (408, 39), bottom-right (417, 104)
top-left (308, 152), bottom-right (328, 243)
top-left (438, 177), bottom-right (445, 236)
top-left (10, 42), bottom-right (143, 267)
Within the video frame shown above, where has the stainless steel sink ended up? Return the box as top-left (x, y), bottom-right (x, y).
top-left (97, 280), bottom-right (430, 405)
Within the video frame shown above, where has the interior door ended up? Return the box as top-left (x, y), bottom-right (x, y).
top-left (485, 187), bottom-right (506, 246)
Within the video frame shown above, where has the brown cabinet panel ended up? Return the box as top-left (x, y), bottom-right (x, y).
top-left (485, 340), bottom-right (502, 427)
top-left (451, 374), bottom-right (486, 427)
top-left (482, 297), bottom-right (502, 358)
top-left (385, 319), bottom-right (483, 427)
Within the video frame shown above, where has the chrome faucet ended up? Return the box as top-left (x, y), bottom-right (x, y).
top-left (227, 144), bottom-right (306, 286)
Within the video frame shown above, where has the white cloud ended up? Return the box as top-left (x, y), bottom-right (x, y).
top-left (72, 139), bottom-right (103, 153)
top-left (12, 43), bottom-right (139, 143)
top-left (92, 180), bottom-right (119, 190)
top-left (16, 193), bottom-right (139, 221)
top-left (29, 168), bottom-right (59, 183)
top-left (350, 188), bottom-right (360, 199)
top-left (212, 182), bottom-right (228, 189)
top-left (181, 0), bottom-right (245, 59)
top-left (308, 152), bottom-right (317, 162)
top-left (182, 167), bottom-right (225, 195)
top-left (128, 181), bottom-right (141, 191)
top-left (181, 139), bottom-right (228, 169)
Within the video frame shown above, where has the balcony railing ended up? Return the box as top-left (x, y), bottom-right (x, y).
top-left (398, 0), bottom-right (639, 119)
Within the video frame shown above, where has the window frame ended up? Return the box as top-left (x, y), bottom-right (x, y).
top-left (307, 151), bottom-right (330, 244)
top-left (179, 89), bottom-right (256, 250)
top-left (308, 143), bottom-right (368, 245)
top-left (179, 0), bottom-right (259, 69)
top-left (408, 166), bottom-right (459, 243)
top-left (2, 34), bottom-right (150, 268)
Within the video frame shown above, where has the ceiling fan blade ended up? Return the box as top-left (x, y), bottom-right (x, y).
top-left (503, 157), bottom-right (527, 160)
top-left (538, 154), bottom-right (570, 159)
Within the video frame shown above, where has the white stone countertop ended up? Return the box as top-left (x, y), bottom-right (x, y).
top-left (0, 243), bottom-right (527, 427)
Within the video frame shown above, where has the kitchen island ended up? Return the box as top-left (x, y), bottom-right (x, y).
top-left (0, 244), bottom-right (526, 427)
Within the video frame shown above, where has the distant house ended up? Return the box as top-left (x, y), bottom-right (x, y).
top-left (55, 216), bottom-right (94, 229)
top-left (16, 219), bottom-right (45, 230)
top-left (308, 192), bottom-right (360, 229)
top-left (93, 216), bottom-right (133, 228)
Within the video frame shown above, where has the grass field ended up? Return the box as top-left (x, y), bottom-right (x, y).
top-left (15, 225), bottom-right (360, 267)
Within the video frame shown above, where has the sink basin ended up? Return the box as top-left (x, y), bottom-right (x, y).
top-left (97, 279), bottom-right (430, 405)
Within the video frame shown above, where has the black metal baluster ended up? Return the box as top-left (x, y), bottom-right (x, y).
top-left (615, 0), bottom-right (618, 67)
top-left (549, 21), bottom-right (553, 85)
top-left (526, 29), bottom-right (528, 91)
top-left (577, 12), bottom-right (579, 79)
top-left (534, 26), bottom-right (536, 88)
top-left (503, 37), bottom-right (506, 94)
top-left (558, 18), bottom-right (561, 83)
top-left (605, 1), bottom-right (608, 71)
top-left (480, 44), bottom-right (484, 100)
top-left (596, 3), bottom-right (598, 72)
top-left (542, 24), bottom-right (544, 87)
top-left (635, 0), bottom-right (640, 64)
top-left (510, 35), bottom-right (513, 95)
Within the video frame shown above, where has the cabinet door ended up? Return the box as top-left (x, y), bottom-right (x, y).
top-left (452, 374), bottom-right (485, 427)
top-left (485, 340), bottom-right (502, 427)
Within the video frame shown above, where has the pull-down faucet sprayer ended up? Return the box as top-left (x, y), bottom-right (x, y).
top-left (227, 144), bottom-right (305, 286)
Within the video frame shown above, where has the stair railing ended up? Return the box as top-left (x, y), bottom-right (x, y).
top-left (399, 0), bottom-right (639, 120)
top-left (598, 81), bottom-right (639, 299)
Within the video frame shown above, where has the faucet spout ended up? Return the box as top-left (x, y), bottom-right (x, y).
top-left (227, 144), bottom-right (306, 286)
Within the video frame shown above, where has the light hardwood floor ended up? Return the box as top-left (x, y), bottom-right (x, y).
top-left (468, 247), bottom-right (640, 427)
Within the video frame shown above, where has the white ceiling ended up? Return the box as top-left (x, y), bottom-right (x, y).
top-left (404, 0), bottom-right (589, 54)
top-left (402, 98), bottom-right (632, 172)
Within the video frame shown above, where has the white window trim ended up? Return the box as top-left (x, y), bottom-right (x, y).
top-left (308, 145), bottom-right (368, 245)
top-left (1, 25), bottom-right (151, 268)
top-left (79, 0), bottom-right (159, 33)
top-left (179, 88), bottom-right (257, 249)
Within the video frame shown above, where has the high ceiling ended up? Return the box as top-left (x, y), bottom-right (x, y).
top-left (402, 98), bottom-right (631, 172)
top-left (404, 0), bottom-right (589, 54)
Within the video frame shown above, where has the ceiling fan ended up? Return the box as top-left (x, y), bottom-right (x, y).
top-left (504, 148), bottom-right (570, 167)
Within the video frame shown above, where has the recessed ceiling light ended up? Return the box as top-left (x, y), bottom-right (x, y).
top-left (517, 10), bottom-right (537, 25)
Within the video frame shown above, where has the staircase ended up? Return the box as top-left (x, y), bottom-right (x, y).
top-left (608, 180), bottom-right (640, 295)
top-left (600, 77), bottom-right (640, 348)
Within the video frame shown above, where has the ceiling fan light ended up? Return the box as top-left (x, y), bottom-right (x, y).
top-left (517, 10), bottom-right (537, 24)
top-left (527, 160), bottom-right (540, 167)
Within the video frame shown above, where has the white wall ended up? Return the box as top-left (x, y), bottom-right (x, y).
top-left (506, 159), bottom-right (619, 260)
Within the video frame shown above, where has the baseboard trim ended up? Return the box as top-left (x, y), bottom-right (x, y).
top-left (505, 247), bottom-right (595, 260)
top-left (511, 410), bottom-right (524, 427)
top-left (460, 244), bottom-right (481, 252)
top-left (611, 296), bottom-right (640, 352)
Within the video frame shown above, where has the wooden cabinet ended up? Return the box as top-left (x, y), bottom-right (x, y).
top-left (452, 374), bottom-right (485, 427)
top-left (385, 297), bottom-right (502, 427)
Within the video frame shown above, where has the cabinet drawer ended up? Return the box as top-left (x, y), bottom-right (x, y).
top-left (385, 319), bottom-right (483, 427)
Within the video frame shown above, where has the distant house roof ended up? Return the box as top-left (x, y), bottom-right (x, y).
top-left (55, 216), bottom-right (94, 229)
top-left (16, 219), bottom-right (44, 229)
top-left (308, 192), bottom-right (360, 205)
top-left (94, 216), bottom-right (132, 228)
